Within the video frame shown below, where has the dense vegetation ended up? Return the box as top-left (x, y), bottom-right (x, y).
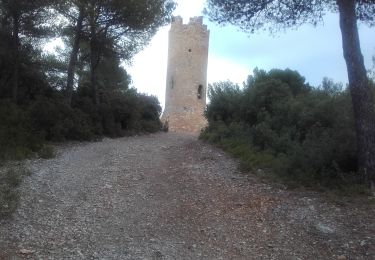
top-left (201, 68), bottom-right (374, 191)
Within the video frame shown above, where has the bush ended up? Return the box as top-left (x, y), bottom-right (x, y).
top-left (201, 68), bottom-right (361, 190)
top-left (29, 97), bottom-right (96, 141)
top-left (0, 90), bottom-right (163, 163)
top-left (90, 89), bottom-right (162, 136)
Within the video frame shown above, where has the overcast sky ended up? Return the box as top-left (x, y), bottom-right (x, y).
top-left (126, 0), bottom-right (375, 107)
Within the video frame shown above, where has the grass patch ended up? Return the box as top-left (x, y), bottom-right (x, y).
top-left (0, 165), bottom-right (29, 218)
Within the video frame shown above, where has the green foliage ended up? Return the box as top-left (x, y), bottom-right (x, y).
top-left (206, 81), bottom-right (242, 124)
top-left (0, 35), bottom-right (52, 102)
top-left (57, 0), bottom-right (176, 103)
top-left (0, 88), bottom-right (162, 161)
top-left (89, 89), bottom-right (162, 137)
top-left (29, 96), bottom-right (96, 141)
top-left (201, 69), bottom-right (361, 190)
top-left (205, 1), bottom-right (375, 32)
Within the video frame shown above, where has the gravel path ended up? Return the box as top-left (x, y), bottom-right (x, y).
top-left (0, 132), bottom-right (374, 259)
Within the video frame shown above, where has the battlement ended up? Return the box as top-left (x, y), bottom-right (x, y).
top-left (189, 16), bottom-right (203, 25)
top-left (171, 16), bottom-right (208, 32)
top-left (171, 16), bottom-right (183, 24)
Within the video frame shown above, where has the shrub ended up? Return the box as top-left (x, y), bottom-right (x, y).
top-left (29, 97), bottom-right (96, 141)
top-left (90, 89), bottom-right (162, 136)
top-left (201, 69), bottom-right (360, 190)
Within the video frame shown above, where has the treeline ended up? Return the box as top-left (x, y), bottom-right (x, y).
top-left (201, 68), bottom-right (375, 191)
top-left (0, 0), bottom-right (175, 160)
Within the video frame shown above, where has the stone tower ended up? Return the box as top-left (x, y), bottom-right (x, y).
top-left (162, 16), bottom-right (210, 133)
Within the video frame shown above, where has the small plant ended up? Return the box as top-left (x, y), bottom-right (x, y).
top-left (162, 120), bottom-right (169, 132)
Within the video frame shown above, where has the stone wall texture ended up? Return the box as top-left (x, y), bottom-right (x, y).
top-left (161, 16), bottom-right (210, 133)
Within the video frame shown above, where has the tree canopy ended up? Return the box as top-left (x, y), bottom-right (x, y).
top-left (205, 0), bottom-right (375, 31)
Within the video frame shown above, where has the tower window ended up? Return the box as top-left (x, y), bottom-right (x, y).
top-left (188, 49), bottom-right (192, 52)
top-left (197, 85), bottom-right (203, 99)
top-left (170, 77), bottom-right (174, 89)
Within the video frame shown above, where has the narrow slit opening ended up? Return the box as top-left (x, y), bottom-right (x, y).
top-left (197, 85), bottom-right (203, 99)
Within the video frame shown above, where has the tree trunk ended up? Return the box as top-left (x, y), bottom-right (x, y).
top-left (89, 22), bottom-right (99, 105)
top-left (11, 12), bottom-right (20, 103)
top-left (66, 7), bottom-right (84, 106)
top-left (337, 0), bottom-right (375, 190)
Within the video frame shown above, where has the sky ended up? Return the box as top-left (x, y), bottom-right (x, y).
top-left (125, 0), bottom-right (375, 108)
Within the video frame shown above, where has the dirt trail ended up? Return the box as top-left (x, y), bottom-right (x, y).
top-left (0, 132), bottom-right (374, 259)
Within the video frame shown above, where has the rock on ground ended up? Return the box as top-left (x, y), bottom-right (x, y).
top-left (0, 133), bottom-right (374, 259)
